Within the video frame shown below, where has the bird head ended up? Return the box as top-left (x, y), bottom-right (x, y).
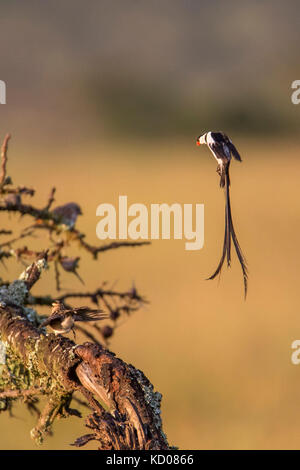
top-left (72, 203), bottom-right (83, 216)
top-left (52, 300), bottom-right (64, 309)
top-left (196, 134), bottom-right (206, 146)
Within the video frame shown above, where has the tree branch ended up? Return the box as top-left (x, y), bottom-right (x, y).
top-left (0, 304), bottom-right (169, 449)
top-left (0, 133), bottom-right (11, 187)
top-left (0, 134), bottom-right (166, 450)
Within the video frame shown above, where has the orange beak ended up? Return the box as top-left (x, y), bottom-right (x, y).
top-left (196, 140), bottom-right (201, 146)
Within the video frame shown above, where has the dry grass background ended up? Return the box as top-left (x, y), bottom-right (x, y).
top-left (1, 137), bottom-right (300, 449)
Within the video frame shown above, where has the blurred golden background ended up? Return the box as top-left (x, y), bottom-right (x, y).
top-left (0, 1), bottom-right (300, 450)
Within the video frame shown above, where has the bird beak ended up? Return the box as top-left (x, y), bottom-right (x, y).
top-left (196, 140), bottom-right (201, 146)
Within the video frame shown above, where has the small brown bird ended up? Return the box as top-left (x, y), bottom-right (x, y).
top-left (59, 256), bottom-right (84, 285)
top-left (40, 300), bottom-right (107, 338)
top-left (52, 202), bottom-right (82, 228)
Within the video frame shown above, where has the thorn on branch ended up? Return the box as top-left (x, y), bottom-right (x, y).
top-left (43, 187), bottom-right (56, 211)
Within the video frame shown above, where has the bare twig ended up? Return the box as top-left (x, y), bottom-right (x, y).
top-left (54, 261), bottom-right (61, 291)
top-left (58, 287), bottom-right (147, 304)
top-left (77, 237), bottom-right (151, 259)
top-left (43, 187), bottom-right (56, 211)
top-left (0, 388), bottom-right (42, 399)
top-left (0, 133), bottom-right (11, 187)
top-left (0, 230), bottom-right (34, 249)
top-left (0, 230), bottom-right (12, 235)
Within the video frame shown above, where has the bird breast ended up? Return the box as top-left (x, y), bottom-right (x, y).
top-left (61, 315), bottom-right (74, 331)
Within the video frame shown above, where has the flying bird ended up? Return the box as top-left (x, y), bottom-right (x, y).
top-left (39, 300), bottom-right (107, 338)
top-left (196, 131), bottom-right (248, 298)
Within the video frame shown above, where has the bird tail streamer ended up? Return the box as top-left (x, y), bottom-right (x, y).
top-left (207, 166), bottom-right (248, 298)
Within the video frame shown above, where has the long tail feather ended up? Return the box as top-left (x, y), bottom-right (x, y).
top-left (206, 216), bottom-right (227, 280)
top-left (207, 164), bottom-right (248, 298)
top-left (225, 167), bottom-right (231, 267)
top-left (74, 270), bottom-right (85, 285)
top-left (207, 189), bottom-right (229, 280)
top-left (228, 206), bottom-right (248, 298)
top-left (225, 170), bottom-right (248, 298)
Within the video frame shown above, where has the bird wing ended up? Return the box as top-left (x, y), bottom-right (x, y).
top-left (222, 134), bottom-right (242, 161)
top-left (228, 141), bottom-right (242, 161)
top-left (208, 139), bottom-right (230, 161)
top-left (39, 313), bottom-right (63, 327)
top-left (69, 307), bottom-right (107, 322)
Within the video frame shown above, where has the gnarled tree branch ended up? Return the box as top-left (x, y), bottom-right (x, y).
top-left (0, 134), bottom-right (169, 450)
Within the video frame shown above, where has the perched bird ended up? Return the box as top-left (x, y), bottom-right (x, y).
top-left (40, 300), bottom-right (107, 338)
top-left (22, 202), bottom-right (82, 235)
top-left (4, 193), bottom-right (21, 207)
top-left (52, 202), bottom-right (82, 228)
top-left (196, 131), bottom-right (248, 298)
top-left (196, 131), bottom-right (242, 186)
top-left (59, 256), bottom-right (84, 285)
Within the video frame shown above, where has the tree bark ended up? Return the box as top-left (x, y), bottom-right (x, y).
top-left (0, 301), bottom-right (169, 449)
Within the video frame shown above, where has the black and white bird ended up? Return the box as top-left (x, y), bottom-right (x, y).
top-left (196, 131), bottom-right (242, 186)
top-left (196, 131), bottom-right (248, 298)
top-left (39, 300), bottom-right (107, 338)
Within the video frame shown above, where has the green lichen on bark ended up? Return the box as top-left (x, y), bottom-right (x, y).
top-left (0, 280), bottom-right (28, 306)
top-left (129, 365), bottom-right (168, 446)
top-left (0, 292), bottom-right (81, 443)
top-left (0, 279), bottom-right (42, 326)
